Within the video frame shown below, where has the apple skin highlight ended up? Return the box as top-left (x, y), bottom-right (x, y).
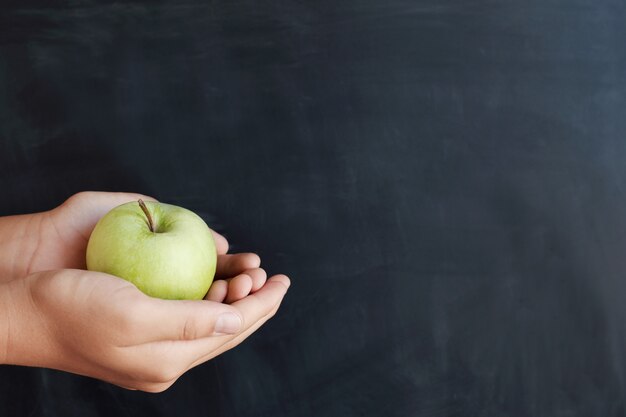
top-left (86, 200), bottom-right (217, 300)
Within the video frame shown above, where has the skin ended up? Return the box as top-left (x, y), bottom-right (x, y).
top-left (0, 191), bottom-right (290, 392)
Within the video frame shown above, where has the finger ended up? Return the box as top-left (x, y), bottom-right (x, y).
top-left (184, 275), bottom-right (290, 369)
top-left (205, 280), bottom-right (228, 302)
top-left (187, 303), bottom-right (280, 370)
top-left (231, 275), bottom-right (290, 325)
top-left (215, 253), bottom-right (261, 279)
top-left (145, 275), bottom-right (290, 370)
top-left (57, 191), bottom-right (158, 238)
top-left (205, 269), bottom-right (265, 303)
top-left (211, 230), bottom-right (229, 255)
top-left (225, 274), bottom-right (253, 304)
top-left (66, 191), bottom-right (158, 214)
top-left (131, 297), bottom-right (244, 343)
top-left (244, 268), bottom-right (267, 292)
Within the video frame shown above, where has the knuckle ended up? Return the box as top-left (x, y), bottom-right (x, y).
top-left (181, 315), bottom-right (199, 340)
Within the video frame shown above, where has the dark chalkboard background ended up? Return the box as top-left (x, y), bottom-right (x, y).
top-left (1, 1), bottom-right (626, 416)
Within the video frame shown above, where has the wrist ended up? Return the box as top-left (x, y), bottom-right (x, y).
top-left (0, 280), bottom-right (14, 364)
top-left (0, 214), bottom-right (41, 282)
top-left (0, 277), bottom-right (50, 367)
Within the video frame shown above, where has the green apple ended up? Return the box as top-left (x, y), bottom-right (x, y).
top-left (86, 199), bottom-right (217, 300)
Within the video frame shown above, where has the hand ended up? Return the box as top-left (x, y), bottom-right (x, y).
top-left (2, 191), bottom-right (268, 303)
top-left (0, 192), bottom-right (290, 391)
top-left (2, 268), bottom-right (289, 392)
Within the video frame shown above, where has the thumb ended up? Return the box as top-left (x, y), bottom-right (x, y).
top-left (131, 297), bottom-right (244, 342)
top-left (54, 191), bottom-right (158, 236)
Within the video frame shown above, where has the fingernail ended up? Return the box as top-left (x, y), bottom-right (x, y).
top-left (215, 313), bottom-right (242, 334)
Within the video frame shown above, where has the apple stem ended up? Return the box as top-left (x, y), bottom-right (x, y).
top-left (138, 199), bottom-right (155, 233)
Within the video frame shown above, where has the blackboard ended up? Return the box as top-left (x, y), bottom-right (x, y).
top-left (1, 1), bottom-right (626, 416)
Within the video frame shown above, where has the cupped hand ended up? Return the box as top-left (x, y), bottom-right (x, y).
top-left (0, 191), bottom-right (290, 391)
top-left (5, 191), bottom-right (267, 302)
top-left (2, 268), bottom-right (289, 392)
